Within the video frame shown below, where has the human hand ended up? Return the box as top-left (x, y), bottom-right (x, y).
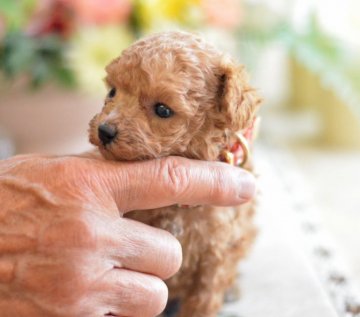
top-left (0, 154), bottom-right (255, 317)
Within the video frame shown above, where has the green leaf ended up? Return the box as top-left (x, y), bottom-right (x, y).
top-left (0, 31), bottom-right (76, 89)
top-left (54, 67), bottom-right (76, 87)
top-left (0, 31), bottom-right (36, 76)
top-left (0, 0), bottom-right (36, 30)
top-left (30, 58), bottom-right (51, 88)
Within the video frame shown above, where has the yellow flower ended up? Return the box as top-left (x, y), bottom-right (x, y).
top-left (160, 0), bottom-right (201, 20)
top-left (134, 0), bottom-right (202, 31)
top-left (67, 25), bottom-right (134, 94)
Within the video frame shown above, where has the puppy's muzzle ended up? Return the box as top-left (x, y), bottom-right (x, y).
top-left (98, 123), bottom-right (118, 145)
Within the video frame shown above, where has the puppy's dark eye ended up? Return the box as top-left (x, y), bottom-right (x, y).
top-left (108, 87), bottom-right (116, 98)
top-left (154, 103), bottom-right (174, 118)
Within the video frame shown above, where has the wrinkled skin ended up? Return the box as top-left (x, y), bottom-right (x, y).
top-left (0, 154), bottom-right (255, 317)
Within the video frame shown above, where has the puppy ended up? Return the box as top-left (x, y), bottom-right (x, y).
top-left (89, 31), bottom-right (261, 317)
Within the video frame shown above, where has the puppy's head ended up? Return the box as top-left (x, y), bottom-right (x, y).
top-left (89, 31), bottom-right (261, 161)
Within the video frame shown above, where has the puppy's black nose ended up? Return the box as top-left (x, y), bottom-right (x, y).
top-left (98, 123), bottom-right (117, 145)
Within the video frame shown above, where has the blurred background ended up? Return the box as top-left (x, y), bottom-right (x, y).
top-left (0, 0), bottom-right (359, 313)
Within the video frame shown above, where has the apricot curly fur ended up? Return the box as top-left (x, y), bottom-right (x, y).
top-left (88, 31), bottom-right (261, 317)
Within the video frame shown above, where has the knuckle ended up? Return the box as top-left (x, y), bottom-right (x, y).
top-left (147, 278), bottom-right (168, 316)
top-left (40, 215), bottom-right (97, 250)
top-left (161, 233), bottom-right (183, 278)
top-left (61, 266), bottom-right (90, 299)
top-left (159, 157), bottom-right (191, 198)
top-left (113, 274), bottom-right (168, 317)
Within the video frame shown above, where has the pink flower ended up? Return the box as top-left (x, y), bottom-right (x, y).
top-left (26, 1), bottom-right (75, 38)
top-left (202, 0), bottom-right (243, 29)
top-left (60, 0), bottom-right (132, 25)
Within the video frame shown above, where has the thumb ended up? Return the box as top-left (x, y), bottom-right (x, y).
top-left (91, 156), bottom-right (256, 214)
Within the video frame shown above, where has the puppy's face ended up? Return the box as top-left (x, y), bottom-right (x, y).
top-left (89, 32), bottom-right (260, 161)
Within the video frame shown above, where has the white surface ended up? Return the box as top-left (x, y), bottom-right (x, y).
top-left (220, 148), bottom-right (340, 316)
top-left (290, 148), bottom-right (360, 288)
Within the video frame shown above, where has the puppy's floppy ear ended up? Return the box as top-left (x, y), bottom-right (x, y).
top-left (216, 59), bottom-right (261, 131)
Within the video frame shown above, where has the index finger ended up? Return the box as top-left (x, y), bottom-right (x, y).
top-left (92, 156), bottom-right (256, 213)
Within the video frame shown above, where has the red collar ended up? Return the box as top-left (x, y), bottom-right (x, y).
top-left (220, 117), bottom-right (260, 167)
top-left (177, 117), bottom-right (260, 209)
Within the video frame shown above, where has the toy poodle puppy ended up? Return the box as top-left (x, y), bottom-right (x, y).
top-left (89, 31), bottom-right (261, 317)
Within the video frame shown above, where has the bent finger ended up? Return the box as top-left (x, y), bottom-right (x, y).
top-left (95, 268), bottom-right (168, 317)
top-left (98, 217), bottom-right (182, 280)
